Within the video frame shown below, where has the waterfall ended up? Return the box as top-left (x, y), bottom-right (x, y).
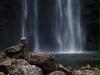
top-left (33, 0), bottom-right (39, 51)
top-left (21, 0), bottom-right (39, 51)
top-left (56, 0), bottom-right (83, 53)
top-left (22, 0), bottom-right (83, 53)
top-left (21, 0), bottom-right (27, 37)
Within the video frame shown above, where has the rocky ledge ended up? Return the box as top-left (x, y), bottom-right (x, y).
top-left (0, 51), bottom-right (99, 75)
top-left (0, 37), bottom-right (99, 75)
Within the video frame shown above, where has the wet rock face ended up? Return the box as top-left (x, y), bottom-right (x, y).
top-left (26, 53), bottom-right (57, 73)
top-left (48, 71), bottom-right (66, 75)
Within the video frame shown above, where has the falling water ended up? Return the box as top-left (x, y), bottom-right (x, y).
top-left (56, 0), bottom-right (83, 53)
top-left (22, 0), bottom-right (83, 52)
top-left (33, 0), bottom-right (39, 51)
top-left (21, 0), bottom-right (27, 37)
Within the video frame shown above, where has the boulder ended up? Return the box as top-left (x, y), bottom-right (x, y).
top-left (0, 58), bottom-right (14, 74)
top-left (72, 69), bottom-right (99, 75)
top-left (5, 45), bottom-right (25, 58)
top-left (95, 70), bottom-right (99, 75)
top-left (0, 52), bottom-right (6, 62)
top-left (84, 64), bottom-right (92, 70)
top-left (8, 59), bottom-right (30, 74)
top-left (10, 65), bottom-right (43, 75)
top-left (0, 58), bottom-right (29, 74)
top-left (4, 37), bottom-right (28, 59)
top-left (48, 71), bottom-right (66, 75)
top-left (0, 72), bottom-right (5, 75)
top-left (57, 64), bottom-right (72, 75)
top-left (15, 59), bottom-right (30, 67)
top-left (26, 53), bottom-right (57, 73)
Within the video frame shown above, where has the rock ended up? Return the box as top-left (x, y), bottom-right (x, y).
top-left (72, 69), bottom-right (99, 75)
top-left (73, 70), bottom-right (82, 75)
top-left (93, 68), bottom-right (99, 75)
top-left (0, 72), bottom-right (5, 75)
top-left (0, 52), bottom-right (6, 59)
top-left (57, 64), bottom-right (72, 75)
top-left (0, 52), bottom-right (6, 62)
top-left (5, 45), bottom-right (25, 58)
top-left (48, 71), bottom-right (66, 75)
top-left (0, 58), bottom-right (29, 74)
top-left (26, 53), bottom-right (57, 73)
top-left (10, 65), bottom-right (43, 75)
top-left (80, 67), bottom-right (86, 70)
top-left (83, 70), bottom-right (96, 75)
top-left (81, 64), bottom-right (92, 70)
top-left (72, 65), bottom-right (99, 75)
top-left (5, 37), bottom-right (28, 58)
top-left (15, 59), bottom-right (30, 67)
top-left (85, 64), bottom-right (91, 69)
top-left (0, 58), bottom-right (14, 74)
top-left (8, 59), bottom-right (30, 74)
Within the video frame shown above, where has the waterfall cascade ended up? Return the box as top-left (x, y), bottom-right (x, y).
top-left (56, 0), bottom-right (83, 53)
top-left (21, 0), bottom-right (27, 37)
top-left (33, 0), bottom-right (39, 51)
top-left (21, 0), bottom-right (84, 53)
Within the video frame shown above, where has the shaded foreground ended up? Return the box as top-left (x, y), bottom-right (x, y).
top-left (0, 37), bottom-right (99, 75)
top-left (0, 51), bottom-right (99, 75)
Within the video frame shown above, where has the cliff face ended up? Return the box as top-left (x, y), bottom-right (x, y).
top-left (0, 0), bottom-right (99, 51)
top-left (0, 0), bottom-right (22, 49)
top-left (80, 0), bottom-right (99, 50)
